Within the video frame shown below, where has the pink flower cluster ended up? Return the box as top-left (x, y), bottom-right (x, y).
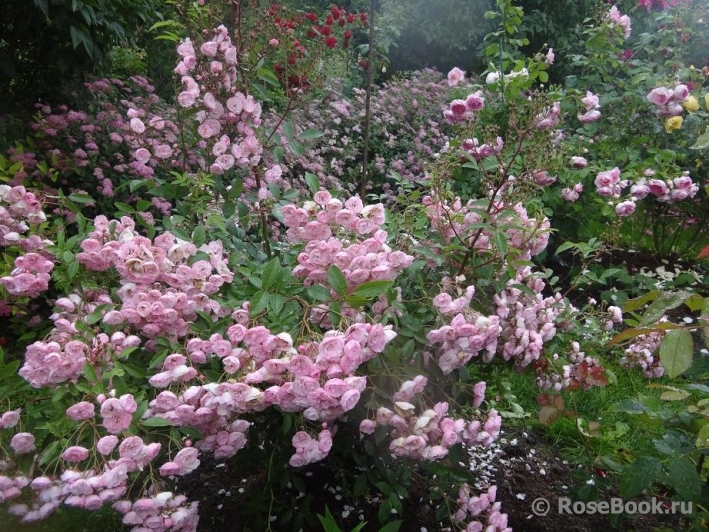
top-left (630, 171), bottom-right (699, 203)
top-left (607, 6), bottom-right (631, 39)
top-left (494, 267), bottom-right (565, 368)
top-left (646, 84), bottom-right (689, 118)
top-left (620, 319), bottom-right (667, 378)
top-left (456, 485), bottom-right (511, 532)
top-left (289, 428), bottom-right (333, 467)
top-left (280, 193), bottom-right (414, 321)
top-left (424, 195), bottom-right (551, 262)
top-left (461, 136), bottom-right (504, 161)
top-left (594, 167), bottom-right (625, 197)
top-left (561, 182), bottom-right (583, 202)
top-left (20, 290), bottom-right (142, 388)
top-left (113, 491), bottom-right (199, 532)
top-left (578, 91), bottom-right (601, 123)
top-left (363, 400), bottom-right (502, 460)
top-left (159, 447), bottom-right (200, 476)
top-left (0, 185), bottom-right (47, 247)
top-left (445, 91), bottom-right (485, 122)
top-left (0, 252), bottom-right (54, 298)
top-left (427, 286), bottom-right (501, 374)
top-left (534, 101), bottom-right (561, 131)
top-left (143, 321), bottom-right (396, 463)
top-left (75, 215), bottom-right (233, 340)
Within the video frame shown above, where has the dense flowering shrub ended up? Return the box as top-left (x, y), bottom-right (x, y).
top-left (264, 69), bottom-right (456, 198)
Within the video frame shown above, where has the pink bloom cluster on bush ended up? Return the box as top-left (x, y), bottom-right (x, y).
top-left (280, 193), bottom-right (414, 322)
top-left (445, 91), bottom-right (485, 122)
top-left (363, 398), bottom-right (502, 461)
top-left (620, 318), bottom-right (667, 378)
top-left (646, 84), bottom-right (690, 118)
top-left (424, 195), bottom-right (551, 262)
top-left (578, 91), bottom-right (601, 123)
top-left (631, 171), bottom-right (699, 203)
top-left (607, 6), bottom-right (631, 39)
top-left (456, 484), bottom-right (511, 532)
top-left (75, 215), bottom-right (233, 340)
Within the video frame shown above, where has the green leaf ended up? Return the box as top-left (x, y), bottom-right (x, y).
top-left (641, 291), bottom-right (692, 326)
top-left (623, 290), bottom-right (660, 313)
top-left (281, 121), bottom-right (295, 141)
top-left (304, 172), bottom-right (320, 194)
top-left (68, 193), bottom-right (94, 204)
top-left (352, 280), bottom-right (392, 299)
top-left (261, 257), bottom-right (282, 290)
top-left (142, 416), bottom-right (172, 427)
top-left (307, 284), bottom-right (331, 302)
top-left (690, 127), bottom-right (709, 150)
top-left (192, 225), bottom-right (206, 247)
top-left (696, 424), bottom-right (709, 448)
top-left (299, 129), bottom-right (324, 140)
top-left (249, 291), bottom-right (269, 316)
top-left (82, 362), bottom-right (98, 383)
top-left (288, 140), bottom-right (304, 156)
top-left (620, 457), bottom-right (662, 498)
top-left (667, 457), bottom-right (701, 501)
top-left (659, 329), bottom-right (693, 379)
top-left (327, 265), bottom-right (348, 297)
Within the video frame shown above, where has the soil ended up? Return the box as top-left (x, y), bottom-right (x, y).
top-left (180, 428), bottom-right (689, 532)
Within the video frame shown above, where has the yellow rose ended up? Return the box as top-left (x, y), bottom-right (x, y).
top-left (683, 95), bottom-right (699, 112)
top-left (665, 116), bottom-right (683, 133)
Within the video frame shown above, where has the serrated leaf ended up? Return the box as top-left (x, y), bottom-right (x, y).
top-left (351, 280), bottom-right (392, 299)
top-left (667, 457), bottom-right (701, 501)
top-left (68, 193), bottom-right (94, 204)
top-left (327, 265), bottom-right (348, 296)
top-left (659, 329), bottom-right (693, 379)
top-left (249, 291), bottom-right (269, 316)
top-left (261, 257), bottom-right (282, 290)
top-left (142, 416), bottom-right (172, 427)
top-left (307, 284), bottom-right (331, 302)
top-left (304, 172), bottom-right (320, 194)
top-left (299, 129), bottom-right (324, 140)
top-left (620, 457), bottom-right (662, 498)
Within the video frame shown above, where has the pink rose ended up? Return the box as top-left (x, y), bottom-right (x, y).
top-left (10, 433), bottom-right (35, 454)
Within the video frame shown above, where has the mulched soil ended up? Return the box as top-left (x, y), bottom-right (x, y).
top-left (180, 428), bottom-right (689, 532)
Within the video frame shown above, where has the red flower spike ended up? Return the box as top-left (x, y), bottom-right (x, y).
top-left (325, 36), bottom-right (337, 49)
top-left (347, 14), bottom-right (356, 23)
top-left (338, 18), bottom-right (345, 27)
top-left (331, 6), bottom-right (341, 18)
top-left (344, 30), bottom-right (352, 39)
top-left (325, 16), bottom-right (334, 26)
top-left (342, 41), bottom-right (349, 49)
top-left (307, 29), bottom-right (317, 38)
top-left (358, 59), bottom-right (368, 70)
top-left (305, 13), bottom-right (318, 22)
top-left (360, 12), bottom-right (368, 23)
top-left (322, 25), bottom-right (332, 36)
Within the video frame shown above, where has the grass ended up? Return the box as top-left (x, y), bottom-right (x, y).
top-left (480, 359), bottom-right (688, 467)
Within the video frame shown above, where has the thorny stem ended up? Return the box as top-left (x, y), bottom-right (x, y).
top-left (455, 128), bottom-right (531, 277)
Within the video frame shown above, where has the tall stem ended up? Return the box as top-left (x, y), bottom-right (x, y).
top-left (360, 0), bottom-right (375, 201)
